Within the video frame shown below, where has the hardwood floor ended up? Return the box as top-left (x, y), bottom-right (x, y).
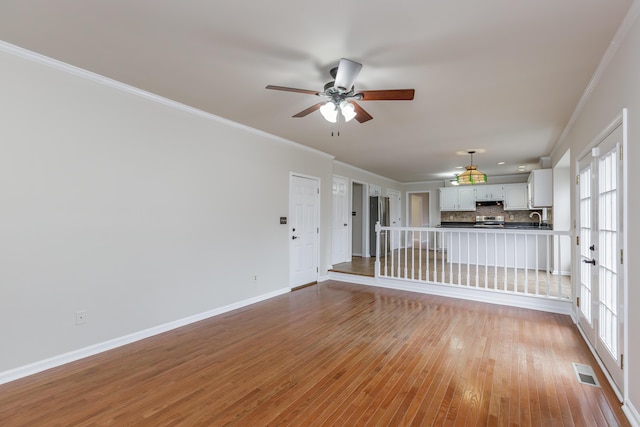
top-left (0, 281), bottom-right (628, 426)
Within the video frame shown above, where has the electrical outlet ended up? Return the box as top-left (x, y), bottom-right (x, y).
top-left (76, 310), bottom-right (87, 325)
top-left (253, 274), bottom-right (258, 281)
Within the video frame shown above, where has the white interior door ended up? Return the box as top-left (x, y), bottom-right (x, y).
top-left (576, 124), bottom-right (624, 391)
top-left (290, 174), bottom-right (319, 288)
top-left (332, 176), bottom-right (349, 264)
top-left (386, 189), bottom-right (402, 250)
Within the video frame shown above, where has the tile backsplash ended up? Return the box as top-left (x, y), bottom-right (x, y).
top-left (441, 205), bottom-right (552, 224)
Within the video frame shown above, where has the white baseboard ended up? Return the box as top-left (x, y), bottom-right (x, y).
top-left (623, 401), bottom-right (640, 427)
top-left (0, 287), bottom-right (290, 385)
top-left (574, 324), bottom-right (623, 402)
top-left (327, 272), bottom-right (573, 315)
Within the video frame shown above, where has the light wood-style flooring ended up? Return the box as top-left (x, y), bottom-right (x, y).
top-left (0, 281), bottom-right (627, 426)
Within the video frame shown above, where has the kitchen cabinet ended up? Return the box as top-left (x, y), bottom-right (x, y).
top-left (475, 184), bottom-right (503, 201)
top-left (528, 169), bottom-right (553, 208)
top-left (503, 183), bottom-right (529, 210)
top-left (439, 187), bottom-right (475, 211)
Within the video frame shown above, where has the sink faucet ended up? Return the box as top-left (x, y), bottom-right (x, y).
top-left (529, 211), bottom-right (542, 228)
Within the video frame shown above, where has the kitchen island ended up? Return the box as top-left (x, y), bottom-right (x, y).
top-left (440, 225), bottom-right (552, 270)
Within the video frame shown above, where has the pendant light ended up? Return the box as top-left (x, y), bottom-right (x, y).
top-left (456, 150), bottom-right (487, 184)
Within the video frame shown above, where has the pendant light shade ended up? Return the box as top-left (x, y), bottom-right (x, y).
top-left (319, 100), bottom-right (357, 123)
top-left (456, 151), bottom-right (487, 185)
top-left (339, 100), bottom-right (357, 122)
top-left (319, 101), bottom-right (338, 123)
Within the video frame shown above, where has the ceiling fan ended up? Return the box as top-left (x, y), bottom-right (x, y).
top-left (266, 58), bottom-right (415, 123)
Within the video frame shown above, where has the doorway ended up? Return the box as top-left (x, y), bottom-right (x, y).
top-left (407, 192), bottom-right (431, 248)
top-left (576, 120), bottom-right (625, 394)
top-left (289, 174), bottom-right (320, 288)
top-left (386, 189), bottom-right (402, 250)
top-left (351, 181), bottom-right (367, 257)
top-left (332, 176), bottom-right (349, 264)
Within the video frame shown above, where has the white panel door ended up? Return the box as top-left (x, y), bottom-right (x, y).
top-left (290, 175), bottom-right (319, 287)
top-left (332, 176), bottom-right (349, 264)
top-left (576, 124), bottom-right (624, 391)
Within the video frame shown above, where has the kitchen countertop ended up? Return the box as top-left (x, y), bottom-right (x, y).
top-left (438, 222), bottom-right (553, 230)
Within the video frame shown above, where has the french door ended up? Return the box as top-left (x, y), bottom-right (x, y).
top-left (576, 124), bottom-right (624, 391)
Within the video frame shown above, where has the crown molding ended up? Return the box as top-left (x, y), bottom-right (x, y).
top-left (550, 0), bottom-right (640, 159)
top-left (0, 40), bottom-right (334, 160)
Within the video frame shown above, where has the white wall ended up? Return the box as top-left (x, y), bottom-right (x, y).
top-left (551, 6), bottom-right (640, 419)
top-left (0, 47), bottom-right (333, 373)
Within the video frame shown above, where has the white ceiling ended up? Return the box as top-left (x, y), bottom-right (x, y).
top-left (0, 0), bottom-right (633, 183)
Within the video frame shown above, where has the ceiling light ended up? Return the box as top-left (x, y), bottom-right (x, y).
top-left (497, 161), bottom-right (506, 165)
top-left (319, 102), bottom-right (338, 123)
top-left (456, 151), bottom-right (487, 185)
top-left (339, 100), bottom-right (356, 122)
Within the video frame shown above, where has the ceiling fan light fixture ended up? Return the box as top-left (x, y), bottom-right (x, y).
top-left (339, 100), bottom-right (356, 122)
top-left (320, 101), bottom-right (338, 123)
top-left (456, 151), bottom-right (487, 185)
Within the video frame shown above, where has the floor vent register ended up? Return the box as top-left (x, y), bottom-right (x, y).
top-left (572, 363), bottom-right (600, 387)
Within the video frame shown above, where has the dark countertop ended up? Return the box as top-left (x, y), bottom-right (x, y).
top-left (438, 222), bottom-right (553, 230)
top-left (438, 222), bottom-right (475, 228)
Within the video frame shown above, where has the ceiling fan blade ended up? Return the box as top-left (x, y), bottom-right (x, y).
top-left (292, 102), bottom-right (325, 118)
top-left (266, 85), bottom-right (320, 95)
top-left (334, 58), bottom-right (362, 92)
top-left (359, 89), bottom-right (415, 101)
top-left (351, 101), bottom-right (373, 123)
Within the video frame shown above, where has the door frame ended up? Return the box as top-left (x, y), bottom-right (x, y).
top-left (350, 180), bottom-right (369, 258)
top-left (573, 109), bottom-right (628, 402)
top-left (289, 172), bottom-right (321, 289)
top-left (386, 189), bottom-right (402, 250)
top-left (332, 175), bottom-right (350, 265)
top-left (405, 190), bottom-right (433, 227)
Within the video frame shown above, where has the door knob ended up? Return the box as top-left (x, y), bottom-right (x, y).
top-left (292, 235), bottom-right (299, 240)
top-left (589, 245), bottom-right (595, 251)
top-left (583, 258), bottom-right (596, 265)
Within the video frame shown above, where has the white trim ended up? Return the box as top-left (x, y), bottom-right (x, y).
top-left (0, 40), bottom-right (333, 161)
top-left (551, 1), bottom-right (640, 159)
top-left (576, 323), bottom-right (623, 401)
top-left (333, 160), bottom-right (402, 184)
top-left (623, 401), bottom-right (640, 427)
top-left (621, 108), bottom-right (630, 412)
top-left (0, 287), bottom-right (290, 385)
top-left (349, 179), bottom-right (369, 260)
top-left (327, 272), bottom-right (573, 315)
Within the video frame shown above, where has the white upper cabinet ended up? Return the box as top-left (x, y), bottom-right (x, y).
top-left (440, 187), bottom-right (476, 211)
top-left (503, 183), bottom-right (529, 210)
top-left (475, 184), bottom-right (504, 201)
top-left (457, 187), bottom-right (476, 210)
top-left (528, 169), bottom-right (553, 208)
top-left (439, 187), bottom-right (458, 210)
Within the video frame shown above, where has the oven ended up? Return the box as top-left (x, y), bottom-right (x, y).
top-left (474, 215), bottom-right (505, 228)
